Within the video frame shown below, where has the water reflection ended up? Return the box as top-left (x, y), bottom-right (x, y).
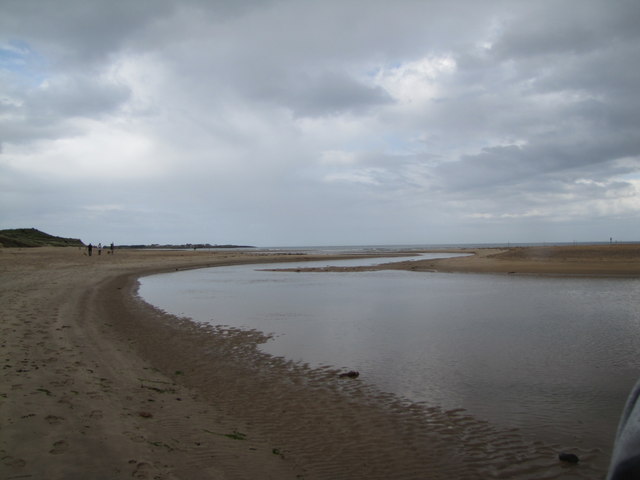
top-left (139, 256), bottom-right (640, 457)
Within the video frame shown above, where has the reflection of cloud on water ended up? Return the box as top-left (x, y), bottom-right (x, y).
top-left (139, 261), bottom-right (639, 469)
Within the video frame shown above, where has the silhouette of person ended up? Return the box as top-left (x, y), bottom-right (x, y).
top-left (87, 243), bottom-right (93, 256)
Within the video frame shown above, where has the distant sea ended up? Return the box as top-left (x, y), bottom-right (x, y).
top-left (169, 240), bottom-right (637, 253)
top-left (257, 240), bottom-right (631, 253)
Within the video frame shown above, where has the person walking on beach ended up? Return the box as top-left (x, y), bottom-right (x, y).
top-left (110, 242), bottom-right (114, 254)
top-left (87, 243), bottom-right (93, 256)
top-left (98, 243), bottom-right (102, 255)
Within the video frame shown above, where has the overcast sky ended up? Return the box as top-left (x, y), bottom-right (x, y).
top-left (1, 0), bottom-right (639, 246)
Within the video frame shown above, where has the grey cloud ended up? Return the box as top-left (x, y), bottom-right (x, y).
top-left (531, 43), bottom-right (640, 99)
top-left (267, 71), bottom-right (394, 117)
top-left (1, 0), bottom-right (639, 245)
top-left (434, 129), bottom-right (640, 194)
top-left (0, 74), bottom-right (130, 146)
top-left (0, 0), bottom-right (176, 66)
top-left (0, 119), bottom-right (82, 146)
top-left (490, 0), bottom-right (640, 59)
top-left (26, 75), bottom-right (130, 119)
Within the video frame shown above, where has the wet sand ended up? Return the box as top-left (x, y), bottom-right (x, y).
top-left (1, 245), bottom-right (635, 479)
top-left (418, 244), bottom-right (640, 276)
top-left (272, 244), bottom-right (640, 276)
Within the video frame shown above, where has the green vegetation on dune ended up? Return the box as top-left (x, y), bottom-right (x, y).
top-left (0, 228), bottom-right (84, 248)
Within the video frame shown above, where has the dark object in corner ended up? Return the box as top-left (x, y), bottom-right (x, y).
top-left (339, 370), bottom-right (360, 378)
top-left (559, 452), bottom-right (580, 464)
top-left (606, 377), bottom-right (640, 480)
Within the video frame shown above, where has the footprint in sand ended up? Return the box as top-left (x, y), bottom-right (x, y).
top-left (123, 431), bottom-right (147, 443)
top-left (45, 415), bottom-right (65, 425)
top-left (2, 455), bottom-right (27, 468)
top-left (131, 461), bottom-right (152, 479)
top-left (49, 440), bottom-right (68, 454)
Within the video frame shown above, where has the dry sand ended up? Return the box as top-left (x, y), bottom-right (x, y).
top-left (1, 245), bottom-right (636, 479)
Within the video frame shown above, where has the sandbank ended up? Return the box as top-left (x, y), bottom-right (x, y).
top-left (0, 245), bottom-right (627, 479)
top-left (272, 244), bottom-right (640, 276)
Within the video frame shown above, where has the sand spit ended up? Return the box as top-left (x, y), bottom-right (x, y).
top-left (0, 246), bottom-right (626, 479)
top-left (268, 244), bottom-right (640, 276)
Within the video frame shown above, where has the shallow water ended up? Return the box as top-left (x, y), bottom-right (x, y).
top-left (139, 254), bottom-right (640, 466)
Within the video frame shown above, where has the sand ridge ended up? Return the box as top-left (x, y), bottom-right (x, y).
top-left (1, 245), bottom-right (628, 479)
top-left (267, 244), bottom-right (640, 276)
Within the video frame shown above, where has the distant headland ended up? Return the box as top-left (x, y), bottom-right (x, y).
top-left (0, 228), bottom-right (84, 248)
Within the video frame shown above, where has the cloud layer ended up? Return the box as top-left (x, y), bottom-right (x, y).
top-left (1, 0), bottom-right (639, 245)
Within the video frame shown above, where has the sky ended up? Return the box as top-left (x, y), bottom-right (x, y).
top-left (1, 0), bottom-right (639, 246)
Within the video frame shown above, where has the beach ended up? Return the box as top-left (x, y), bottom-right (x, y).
top-left (1, 245), bottom-right (638, 479)
top-left (272, 244), bottom-right (640, 275)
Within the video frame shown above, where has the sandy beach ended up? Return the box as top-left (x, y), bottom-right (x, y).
top-left (1, 245), bottom-right (638, 479)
